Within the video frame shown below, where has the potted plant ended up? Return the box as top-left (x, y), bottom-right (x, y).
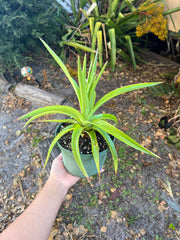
top-left (18, 39), bottom-right (160, 179)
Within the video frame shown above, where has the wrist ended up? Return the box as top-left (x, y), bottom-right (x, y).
top-left (47, 177), bottom-right (68, 196)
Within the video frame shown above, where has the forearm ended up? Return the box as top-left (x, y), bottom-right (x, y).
top-left (1, 177), bottom-right (67, 240)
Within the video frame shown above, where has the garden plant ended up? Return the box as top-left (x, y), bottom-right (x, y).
top-left (58, 0), bottom-right (180, 70)
top-left (0, 0), bottom-right (61, 72)
top-left (18, 39), bottom-right (161, 179)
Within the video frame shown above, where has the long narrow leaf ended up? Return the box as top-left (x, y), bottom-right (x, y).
top-left (37, 119), bottom-right (77, 124)
top-left (91, 22), bottom-right (102, 63)
top-left (70, 0), bottom-right (77, 21)
top-left (88, 82), bottom-right (162, 117)
top-left (43, 124), bottom-right (75, 171)
top-left (108, 28), bottom-right (116, 72)
top-left (106, 19), bottom-right (124, 36)
top-left (87, 59), bottom-right (108, 110)
top-left (97, 30), bottom-right (103, 68)
top-left (87, 51), bottom-right (98, 89)
top-left (79, 3), bottom-right (97, 24)
top-left (89, 17), bottom-right (95, 37)
top-left (71, 125), bottom-right (88, 178)
top-left (116, 12), bottom-right (124, 25)
top-left (91, 120), bottom-right (159, 158)
top-left (82, 54), bottom-right (87, 83)
top-left (88, 61), bottom-right (108, 101)
top-left (62, 40), bottom-right (97, 53)
top-left (117, 48), bottom-right (132, 63)
top-left (87, 60), bottom-right (99, 111)
top-left (125, 35), bottom-right (136, 70)
top-left (18, 105), bottom-right (85, 125)
top-left (86, 130), bottom-right (100, 179)
top-left (40, 38), bottom-right (81, 104)
top-left (125, 0), bottom-right (136, 11)
top-left (108, 0), bottom-right (120, 18)
top-left (78, 55), bottom-right (89, 118)
top-left (92, 113), bottom-right (118, 124)
top-left (92, 126), bottom-right (118, 175)
top-left (115, 11), bottom-right (138, 26)
top-left (91, 0), bottom-right (99, 17)
top-left (163, 7), bottom-right (180, 16)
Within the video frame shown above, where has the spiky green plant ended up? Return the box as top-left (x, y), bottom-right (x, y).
top-left (59, 0), bottom-right (180, 71)
top-left (18, 39), bottom-right (161, 178)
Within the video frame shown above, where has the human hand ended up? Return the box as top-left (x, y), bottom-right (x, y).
top-left (49, 154), bottom-right (80, 191)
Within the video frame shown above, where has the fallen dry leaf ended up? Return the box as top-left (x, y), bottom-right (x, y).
top-left (158, 201), bottom-right (167, 212)
top-left (111, 210), bottom-right (118, 219)
top-left (128, 105), bottom-right (136, 114)
top-left (73, 225), bottom-right (86, 236)
top-left (100, 226), bottom-right (107, 233)
top-left (140, 228), bottom-right (146, 235)
top-left (65, 194), bottom-right (73, 200)
top-left (99, 191), bottom-right (105, 200)
top-left (48, 228), bottom-right (58, 240)
top-left (141, 138), bottom-right (151, 148)
top-left (67, 223), bottom-right (73, 232)
top-left (110, 188), bottom-right (116, 193)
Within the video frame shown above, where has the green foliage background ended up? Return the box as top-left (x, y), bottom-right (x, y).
top-left (0, 0), bottom-right (62, 71)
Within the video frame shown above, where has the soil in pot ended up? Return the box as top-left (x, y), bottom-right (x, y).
top-left (57, 123), bottom-right (111, 154)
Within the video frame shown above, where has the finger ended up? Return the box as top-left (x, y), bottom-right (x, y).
top-left (57, 153), bottom-right (63, 161)
top-left (52, 153), bottom-right (63, 167)
top-left (54, 154), bottom-right (63, 164)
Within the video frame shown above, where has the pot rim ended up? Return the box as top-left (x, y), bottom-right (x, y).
top-left (55, 123), bottom-right (114, 155)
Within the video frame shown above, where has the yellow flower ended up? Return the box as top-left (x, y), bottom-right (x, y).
top-left (136, 1), bottom-right (168, 41)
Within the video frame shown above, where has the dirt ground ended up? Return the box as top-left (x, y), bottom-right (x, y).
top-left (0, 50), bottom-right (180, 240)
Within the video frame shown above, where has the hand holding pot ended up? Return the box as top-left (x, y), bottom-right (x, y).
top-left (49, 154), bottom-right (80, 190)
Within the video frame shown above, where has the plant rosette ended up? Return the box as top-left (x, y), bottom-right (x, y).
top-left (18, 38), bottom-right (161, 179)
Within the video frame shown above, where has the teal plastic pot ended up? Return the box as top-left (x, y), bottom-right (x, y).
top-left (55, 124), bottom-right (109, 178)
